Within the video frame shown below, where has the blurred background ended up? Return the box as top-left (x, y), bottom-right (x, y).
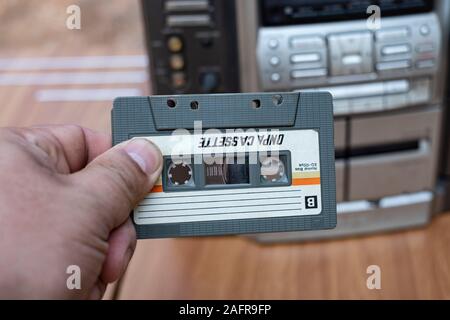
top-left (1, 0), bottom-right (450, 299)
top-left (0, 0), bottom-right (146, 129)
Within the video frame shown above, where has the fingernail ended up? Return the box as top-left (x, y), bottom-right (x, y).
top-left (124, 139), bottom-right (162, 175)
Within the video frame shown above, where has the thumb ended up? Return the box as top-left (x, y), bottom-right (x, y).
top-left (73, 138), bottom-right (162, 229)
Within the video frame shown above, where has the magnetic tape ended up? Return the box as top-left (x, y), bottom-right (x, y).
top-left (111, 92), bottom-right (336, 238)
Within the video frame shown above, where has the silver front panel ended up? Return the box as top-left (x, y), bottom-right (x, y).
top-left (334, 119), bottom-right (346, 203)
top-left (334, 118), bottom-right (346, 150)
top-left (303, 77), bottom-right (431, 115)
top-left (256, 13), bottom-right (441, 103)
top-left (349, 142), bottom-right (435, 200)
top-left (348, 107), bottom-right (440, 200)
top-left (335, 160), bottom-right (345, 203)
top-left (250, 191), bottom-right (433, 243)
top-left (234, 1), bottom-right (450, 240)
top-left (350, 106), bottom-right (440, 147)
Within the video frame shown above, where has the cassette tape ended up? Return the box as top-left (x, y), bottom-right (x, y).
top-left (112, 92), bottom-right (336, 238)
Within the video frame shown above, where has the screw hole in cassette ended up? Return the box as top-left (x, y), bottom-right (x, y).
top-left (251, 99), bottom-right (261, 109)
top-left (167, 98), bottom-right (177, 108)
top-left (190, 101), bottom-right (199, 110)
top-left (272, 94), bottom-right (283, 106)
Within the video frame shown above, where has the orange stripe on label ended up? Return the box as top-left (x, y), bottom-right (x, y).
top-left (150, 178), bottom-right (320, 193)
top-left (292, 177), bottom-right (321, 185)
top-left (151, 185), bottom-right (163, 193)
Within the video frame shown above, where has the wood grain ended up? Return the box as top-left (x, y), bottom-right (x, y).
top-left (117, 214), bottom-right (450, 299)
top-left (0, 0), bottom-right (146, 131)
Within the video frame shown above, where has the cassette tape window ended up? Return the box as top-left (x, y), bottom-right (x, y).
top-left (204, 155), bottom-right (249, 186)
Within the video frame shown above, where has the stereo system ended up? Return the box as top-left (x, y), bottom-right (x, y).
top-left (141, 0), bottom-right (450, 241)
top-left (141, 0), bottom-right (240, 94)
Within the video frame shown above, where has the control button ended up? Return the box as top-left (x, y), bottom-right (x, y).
top-left (383, 80), bottom-right (410, 94)
top-left (324, 82), bottom-right (384, 100)
top-left (375, 27), bottom-right (410, 41)
top-left (290, 36), bottom-right (325, 50)
top-left (168, 162), bottom-right (193, 186)
top-left (328, 32), bottom-right (373, 75)
top-left (199, 72), bottom-right (220, 93)
top-left (376, 60), bottom-right (411, 71)
top-left (290, 53), bottom-right (320, 64)
top-left (289, 62), bottom-right (323, 70)
top-left (167, 36), bottom-right (183, 53)
top-left (306, 80), bottom-right (408, 101)
top-left (381, 44), bottom-right (411, 56)
top-left (166, 14), bottom-right (211, 27)
top-left (165, 0), bottom-right (209, 12)
top-left (416, 43), bottom-right (434, 53)
top-left (199, 36), bottom-right (213, 48)
top-left (270, 73), bottom-right (281, 82)
top-left (269, 56), bottom-right (280, 67)
top-left (171, 72), bottom-right (186, 88)
top-left (419, 24), bottom-right (430, 36)
top-left (416, 59), bottom-right (435, 69)
top-left (260, 157), bottom-right (286, 183)
top-left (291, 68), bottom-right (327, 79)
top-left (169, 54), bottom-right (185, 70)
top-left (342, 54), bottom-right (362, 66)
top-left (268, 39), bottom-right (279, 49)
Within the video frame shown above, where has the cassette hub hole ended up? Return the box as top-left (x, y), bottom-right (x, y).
top-left (261, 157), bottom-right (286, 182)
top-left (168, 162), bottom-right (193, 185)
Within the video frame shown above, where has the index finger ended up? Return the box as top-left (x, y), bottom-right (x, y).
top-left (29, 124), bottom-right (112, 173)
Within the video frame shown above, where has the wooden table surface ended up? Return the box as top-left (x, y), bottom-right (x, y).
top-left (116, 214), bottom-right (450, 300)
top-left (1, 0), bottom-right (450, 300)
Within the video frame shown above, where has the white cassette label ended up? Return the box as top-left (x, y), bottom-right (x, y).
top-left (133, 129), bottom-right (322, 225)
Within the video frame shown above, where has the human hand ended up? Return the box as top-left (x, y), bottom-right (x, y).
top-left (0, 125), bottom-right (162, 299)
